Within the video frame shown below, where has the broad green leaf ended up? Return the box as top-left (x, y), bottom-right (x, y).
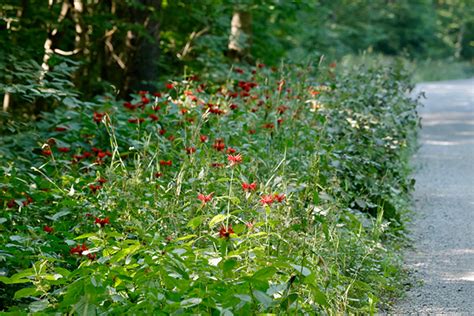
top-left (289, 264), bottom-right (311, 277)
top-left (14, 287), bottom-right (40, 299)
top-left (187, 216), bottom-right (205, 229)
top-left (180, 297), bottom-right (202, 308)
top-left (252, 267), bottom-right (277, 280)
top-left (209, 214), bottom-right (228, 227)
top-left (253, 290), bottom-right (273, 309)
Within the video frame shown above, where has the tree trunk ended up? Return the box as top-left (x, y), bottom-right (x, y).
top-left (125, 0), bottom-right (162, 93)
top-left (228, 10), bottom-right (252, 60)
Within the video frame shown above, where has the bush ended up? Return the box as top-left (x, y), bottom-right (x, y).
top-left (0, 61), bottom-right (418, 314)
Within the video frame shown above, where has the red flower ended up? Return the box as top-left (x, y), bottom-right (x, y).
top-left (210, 162), bottom-right (224, 168)
top-left (42, 149), bottom-right (52, 156)
top-left (260, 195), bottom-right (274, 206)
top-left (219, 225), bottom-right (235, 238)
top-left (141, 96), bottom-right (150, 104)
top-left (226, 147), bottom-right (236, 154)
top-left (128, 118), bottom-right (145, 124)
top-left (263, 123), bottom-right (274, 129)
top-left (197, 193), bottom-right (213, 204)
top-left (242, 182), bottom-right (257, 191)
top-left (257, 63), bottom-right (265, 69)
top-left (58, 147), bottom-right (70, 153)
top-left (277, 105), bottom-right (288, 114)
top-left (273, 193), bottom-right (286, 203)
top-left (149, 114), bottom-right (159, 121)
top-left (123, 102), bottom-right (137, 110)
top-left (213, 139), bottom-right (225, 152)
top-left (248, 129), bottom-right (256, 135)
top-left (277, 118), bottom-right (284, 125)
top-left (95, 216), bottom-right (110, 227)
top-left (159, 129), bottom-right (166, 135)
top-left (70, 243), bottom-right (88, 256)
top-left (234, 68), bottom-right (244, 74)
top-left (93, 112), bottom-right (104, 123)
top-left (185, 147), bottom-right (196, 154)
top-left (97, 178), bottom-right (107, 184)
top-left (167, 135), bottom-right (175, 141)
top-left (55, 126), bottom-right (68, 132)
top-left (230, 104), bottom-right (238, 110)
top-left (138, 90), bottom-right (149, 96)
top-left (7, 199), bottom-right (16, 208)
top-left (166, 83), bottom-right (174, 90)
top-left (227, 153), bottom-right (242, 166)
top-left (200, 135), bottom-right (208, 143)
top-left (154, 172), bottom-right (163, 178)
top-left (89, 184), bottom-right (102, 193)
top-left (153, 92), bottom-right (162, 97)
top-left (43, 225), bottom-right (54, 233)
top-left (22, 196), bottom-right (33, 206)
top-left (159, 160), bottom-right (172, 166)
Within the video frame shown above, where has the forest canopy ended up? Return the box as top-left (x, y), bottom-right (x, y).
top-left (1, 0), bottom-right (473, 114)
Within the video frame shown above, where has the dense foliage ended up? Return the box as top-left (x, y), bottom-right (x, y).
top-left (0, 61), bottom-right (419, 314)
top-left (1, 0), bottom-right (472, 116)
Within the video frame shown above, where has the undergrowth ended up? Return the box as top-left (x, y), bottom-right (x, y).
top-left (0, 61), bottom-right (419, 314)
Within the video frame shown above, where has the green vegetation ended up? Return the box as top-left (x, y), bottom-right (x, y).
top-left (0, 0), bottom-right (470, 314)
top-left (0, 62), bottom-right (418, 313)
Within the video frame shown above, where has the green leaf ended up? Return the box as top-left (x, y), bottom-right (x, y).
top-left (252, 267), bottom-right (277, 281)
top-left (180, 297), bottom-right (202, 308)
top-left (289, 264), bottom-right (311, 277)
top-left (29, 299), bottom-right (49, 313)
top-left (209, 214), bottom-right (228, 227)
top-left (14, 287), bottom-right (40, 299)
top-left (74, 233), bottom-right (97, 240)
top-left (253, 290), bottom-right (273, 309)
top-left (187, 216), bottom-right (205, 229)
top-left (310, 286), bottom-right (329, 307)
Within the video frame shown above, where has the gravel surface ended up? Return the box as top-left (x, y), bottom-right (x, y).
top-left (393, 78), bottom-right (474, 315)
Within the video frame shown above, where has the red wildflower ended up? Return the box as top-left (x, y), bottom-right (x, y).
top-left (149, 114), bottom-right (159, 121)
top-left (257, 63), bottom-right (265, 69)
top-left (43, 225), bottom-right (54, 233)
top-left (213, 139), bottom-right (225, 152)
top-left (55, 126), bottom-right (68, 132)
top-left (219, 225), bottom-right (235, 238)
top-left (95, 217), bottom-right (110, 227)
top-left (200, 135), bottom-right (208, 143)
top-left (234, 68), bottom-right (244, 74)
top-left (22, 196), bottom-right (33, 206)
top-left (159, 129), bottom-right (166, 135)
top-left (277, 105), bottom-right (288, 114)
top-left (128, 118), bottom-right (145, 124)
top-left (230, 104), bottom-right (238, 110)
top-left (242, 182), bottom-right (257, 191)
top-left (159, 160), bottom-right (172, 166)
top-left (185, 147), bottom-right (196, 154)
top-left (277, 118), bottom-right (284, 125)
top-left (42, 149), bottom-right (52, 156)
top-left (166, 83), bottom-right (174, 89)
top-left (248, 129), bottom-right (256, 135)
top-left (167, 135), bottom-right (175, 141)
top-left (70, 243), bottom-right (88, 256)
top-left (263, 123), bottom-right (274, 129)
top-left (226, 147), bottom-right (236, 154)
top-left (152, 105), bottom-right (161, 111)
top-left (7, 199), bottom-right (16, 208)
top-left (138, 90), bottom-right (148, 96)
top-left (153, 92), bottom-right (162, 97)
top-left (210, 162), bottom-right (224, 168)
top-left (273, 193), bottom-right (286, 203)
top-left (141, 96), bottom-right (150, 104)
top-left (123, 102), bottom-right (137, 110)
top-left (97, 178), bottom-right (107, 184)
top-left (97, 151), bottom-right (107, 159)
top-left (260, 195), bottom-right (274, 206)
top-left (58, 147), bottom-right (70, 153)
top-left (154, 172), bottom-right (163, 178)
top-left (227, 153), bottom-right (243, 166)
top-left (89, 184), bottom-right (102, 193)
top-left (197, 193), bottom-right (213, 204)
top-left (93, 112), bottom-right (104, 123)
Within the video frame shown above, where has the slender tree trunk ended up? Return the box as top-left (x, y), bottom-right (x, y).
top-left (228, 10), bottom-right (252, 60)
top-left (125, 0), bottom-right (162, 93)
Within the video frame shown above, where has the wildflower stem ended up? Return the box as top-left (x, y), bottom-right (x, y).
top-left (226, 167), bottom-right (234, 227)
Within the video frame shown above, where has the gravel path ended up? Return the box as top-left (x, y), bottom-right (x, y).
top-left (393, 78), bottom-right (474, 314)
